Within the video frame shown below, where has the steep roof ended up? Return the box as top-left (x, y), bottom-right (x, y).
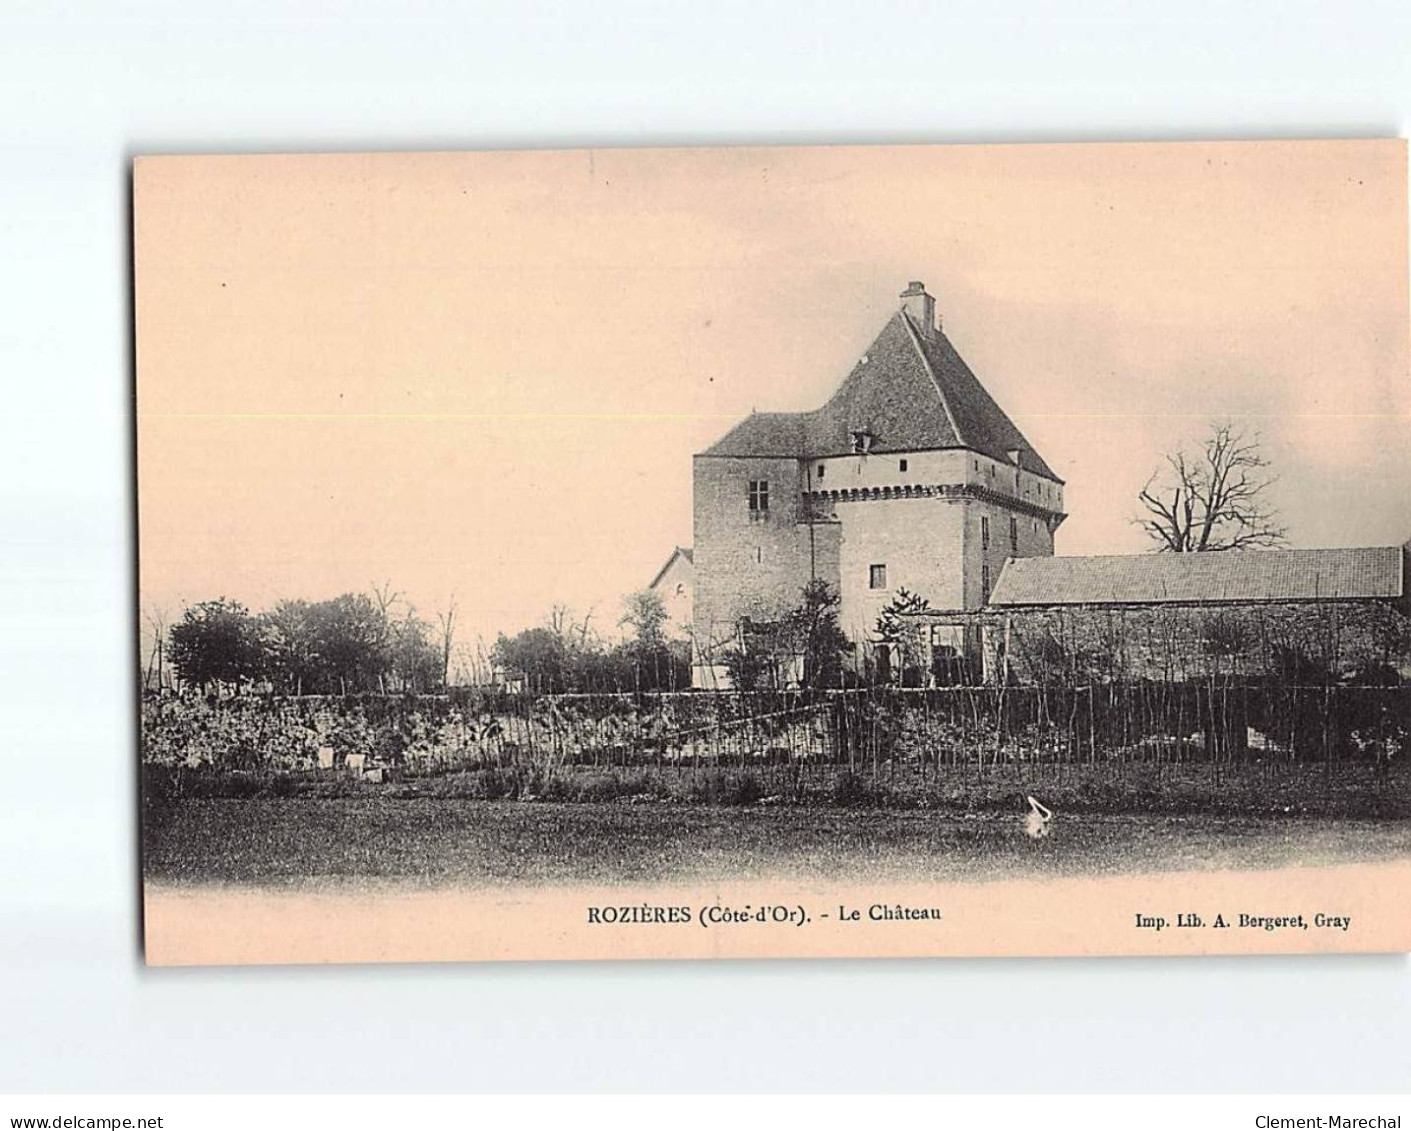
top-left (988, 546), bottom-right (1406, 608)
top-left (647, 546), bottom-right (694, 591)
top-left (699, 307), bottom-right (1059, 481)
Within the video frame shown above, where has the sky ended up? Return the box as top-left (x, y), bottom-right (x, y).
top-left (135, 140), bottom-right (1409, 652)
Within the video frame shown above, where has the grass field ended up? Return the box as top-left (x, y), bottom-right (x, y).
top-left (142, 797), bottom-right (1411, 892)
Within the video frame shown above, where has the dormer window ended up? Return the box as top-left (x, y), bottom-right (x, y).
top-left (851, 429), bottom-right (873, 454)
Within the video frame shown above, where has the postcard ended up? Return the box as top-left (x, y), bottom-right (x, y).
top-left (135, 140), bottom-right (1410, 964)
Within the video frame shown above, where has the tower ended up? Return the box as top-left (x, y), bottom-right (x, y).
top-left (691, 282), bottom-right (1065, 687)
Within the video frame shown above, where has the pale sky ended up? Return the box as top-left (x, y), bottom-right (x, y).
top-left (135, 141), bottom-right (1410, 649)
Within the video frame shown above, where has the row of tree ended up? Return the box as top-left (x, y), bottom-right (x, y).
top-left (157, 587), bottom-right (456, 695)
top-left (153, 585), bottom-right (693, 696)
top-left (488, 590), bottom-right (691, 693)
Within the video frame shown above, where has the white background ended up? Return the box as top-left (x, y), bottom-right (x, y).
top-left (2, 0), bottom-right (1409, 1094)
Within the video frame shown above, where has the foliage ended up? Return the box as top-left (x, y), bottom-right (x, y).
top-left (791, 580), bottom-right (854, 689)
top-left (874, 587), bottom-right (933, 685)
top-left (619, 589), bottom-right (669, 649)
top-left (998, 602), bottom-right (1411, 687)
top-left (719, 641), bottom-right (774, 692)
top-left (491, 599), bottom-right (690, 693)
top-left (168, 599), bottom-right (262, 692)
top-left (387, 609), bottom-right (443, 693)
top-left (721, 581), bottom-right (854, 690)
top-left (492, 626), bottom-right (573, 692)
top-left (167, 589), bottom-right (447, 696)
top-left (259, 599), bottom-right (319, 695)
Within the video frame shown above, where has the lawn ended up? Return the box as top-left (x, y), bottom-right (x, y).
top-left (143, 797), bottom-right (1411, 892)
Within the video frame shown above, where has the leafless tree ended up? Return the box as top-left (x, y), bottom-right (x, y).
top-left (436, 595), bottom-right (458, 688)
top-left (370, 579), bottom-right (403, 620)
top-left (1137, 420), bottom-right (1286, 552)
top-left (143, 604), bottom-right (170, 691)
top-left (369, 580), bottom-right (404, 692)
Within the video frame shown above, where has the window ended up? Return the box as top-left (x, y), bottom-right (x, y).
top-left (755, 546), bottom-right (763, 564)
top-left (898, 458), bottom-right (908, 472)
top-left (747, 479), bottom-right (769, 515)
top-left (869, 564), bottom-right (887, 590)
top-left (981, 516), bottom-right (990, 550)
top-left (816, 464), bottom-right (825, 480)
top-left (851, 429), bottom-right (873, 454)
top-left (982, 561), bottom-right (991, 600)
top-left (1009, 516), bottom-right (1018, 554)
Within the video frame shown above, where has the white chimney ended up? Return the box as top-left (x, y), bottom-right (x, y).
top-left (899, 280), bottom-right (937, 337)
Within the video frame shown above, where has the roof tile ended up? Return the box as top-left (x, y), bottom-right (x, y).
top-left (699, 308), bottom-right (1058, 480)
top-left (989, 547), bottom-right (1405, 607)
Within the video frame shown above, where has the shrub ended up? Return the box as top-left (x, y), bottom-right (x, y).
top-left (832, 770), bottom-right (873, 809)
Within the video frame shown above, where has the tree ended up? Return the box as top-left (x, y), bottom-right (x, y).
top-left (617, 590), bottom-right (684, 690)
top-left (436, 596), bottom-right (458, 688)
top-left (790, 579), bottom-right (853, 689)
top-left (142, 604), bottom-right (170, 692)
top-left (719, 639), bottom-right (773, 692)
top-left (1137, 420), bottom-right (1286, 552)
top-left (168, 598), bottom-right (261, 693)
top-left (387, 608), bottom-right (442, 692)
top-left (259, 598), bottom-right (318, 695)
top-left (308, 593), bottom-right (389, 694)
top-left (720, 580), bottom-right (853, 690)
top-left (874, 587), bottom-right (932, 686)
top-left (491, 626), bottom-right (572, 693)
top-left (619, 590), bottom-right (668, 650)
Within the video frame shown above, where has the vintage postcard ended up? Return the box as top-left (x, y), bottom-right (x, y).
top-left (135, 140), bottom-right (1410, 965)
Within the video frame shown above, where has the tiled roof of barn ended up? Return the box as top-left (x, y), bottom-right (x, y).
top-left (988, 546), bottom-right (1406, 608)
top-left (699, 307), bottom-right (1059, 481)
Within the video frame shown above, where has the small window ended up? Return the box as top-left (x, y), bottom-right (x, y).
top-left (851, 429), bottom-right (873, 454)
top-left (982, 561), bottom-right (991, 600)
top-left (869, 564), bottom-right (887, 590)
top-left (898, 458), bottom-right (908, 472)
top-left (981, 516), bottom-right (990, 551)
top-left (748, 479), bottom-right (769, 514)
top-left (816, 464), bottom-right (825, 480)
top-left (1009, 516), bottom-right (1018, 554)
top-left (755, 546), bottom-right (762, 564)
top-left (674, 583), bottom-right (685, 596)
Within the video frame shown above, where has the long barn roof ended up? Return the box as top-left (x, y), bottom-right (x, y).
top-left (988, 546), bottom-right (1406, 608)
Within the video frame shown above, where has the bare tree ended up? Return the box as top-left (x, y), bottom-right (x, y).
top-left (1137, 420), bottom-right (1286, 552)
top-left (143, 604), bottom-right (170, 691)
top-left (370, 579), bottom-right (403, 621)
top-left (436, 595), bottom-right (458, 688)
top-left (369, 580), bottom-right (403, 692)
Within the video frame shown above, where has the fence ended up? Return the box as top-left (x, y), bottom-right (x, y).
top-left (142, 680), bottom-right (1407, 777)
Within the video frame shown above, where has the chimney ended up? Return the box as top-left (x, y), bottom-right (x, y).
top-left (899, 281), bottom-right (937, 337)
